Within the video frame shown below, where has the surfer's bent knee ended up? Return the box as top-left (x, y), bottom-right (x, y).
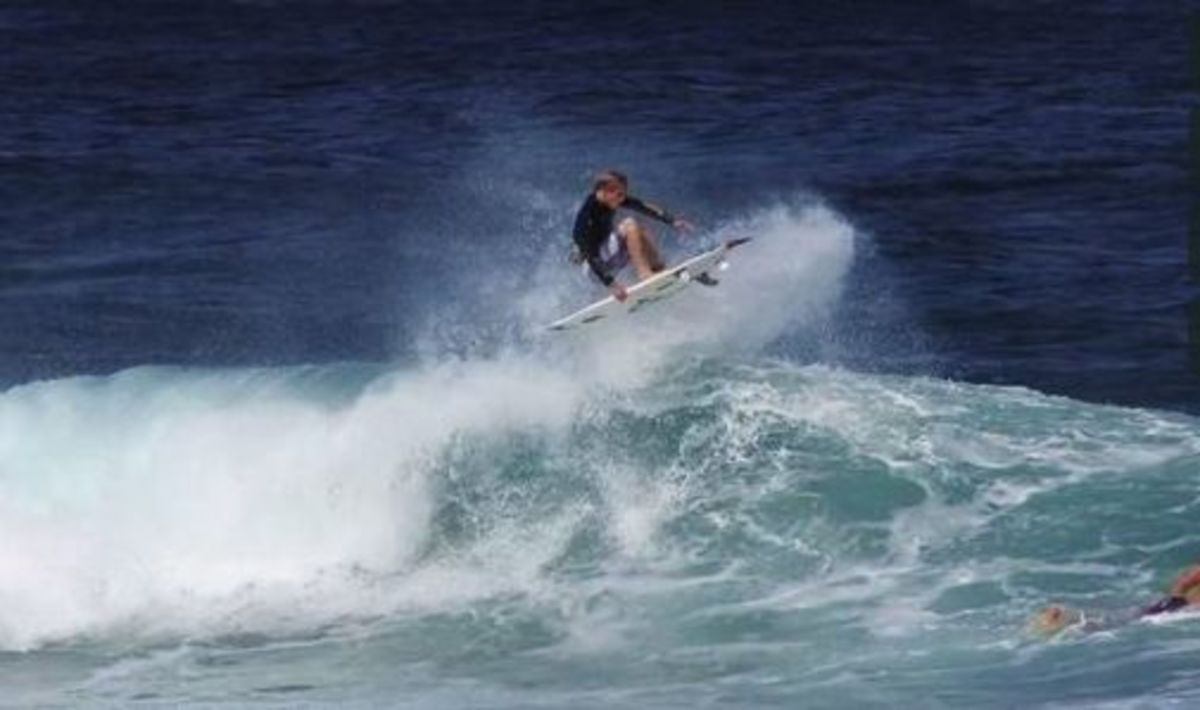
top-left (617, 217), bottom-right (646, 242)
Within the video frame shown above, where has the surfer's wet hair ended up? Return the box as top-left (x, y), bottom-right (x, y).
top-left (593, 170), bottom-right (629, 192)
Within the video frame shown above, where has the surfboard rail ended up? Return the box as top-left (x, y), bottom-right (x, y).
top-left (547, 237), bottom-right (751, 332)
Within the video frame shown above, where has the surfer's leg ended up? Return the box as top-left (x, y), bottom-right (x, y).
top-left (618, 217), bottom-right (665, 280)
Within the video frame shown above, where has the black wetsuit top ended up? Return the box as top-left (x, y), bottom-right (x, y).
top-left (572, 193), bottom-right (674, 285)
top-left (1142, 595), bottom-right (1189, 617)
top-left (1080, 596), bottom-right (1191, 633)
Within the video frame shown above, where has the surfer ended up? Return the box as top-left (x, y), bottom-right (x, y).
top-left (1030, 564), bottom-right (1200, 636)
top-left (572, 169), bottom-right (694, 302)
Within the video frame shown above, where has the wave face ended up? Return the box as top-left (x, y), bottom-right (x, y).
top-left (4, 281), bottom-right (1200, 706)
top-left (0, 203), bottom-right (851, 651)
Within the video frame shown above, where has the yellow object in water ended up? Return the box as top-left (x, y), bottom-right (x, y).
top-left (1029, 605), bottom-right (1082, 637)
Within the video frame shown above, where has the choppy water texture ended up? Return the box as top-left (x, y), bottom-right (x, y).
top-left (1, 1), bottom-right (1197, 707)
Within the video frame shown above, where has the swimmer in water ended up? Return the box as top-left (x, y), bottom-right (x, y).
top-left (1030, 564), bottom-right (1200, 637)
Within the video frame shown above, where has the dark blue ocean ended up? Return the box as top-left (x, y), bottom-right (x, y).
top-left (3, 2), bottom-right (1199, 707)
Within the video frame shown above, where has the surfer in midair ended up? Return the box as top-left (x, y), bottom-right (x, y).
top-left (571, 169), bottom-right (693, 302)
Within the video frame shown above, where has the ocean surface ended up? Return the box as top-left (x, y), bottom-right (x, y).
top-left (2, 1), bottom-right (1198, 707)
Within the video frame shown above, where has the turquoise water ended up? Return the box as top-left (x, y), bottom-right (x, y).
top-left (3, 336), bottom-right (1198, 706)
top-left (3, 204), bottom-right (1200, 707)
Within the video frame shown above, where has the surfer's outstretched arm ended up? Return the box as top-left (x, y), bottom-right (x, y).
top-left (623, 196), bottom-right (694, 232)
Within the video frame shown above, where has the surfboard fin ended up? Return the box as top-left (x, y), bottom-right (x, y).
top-left (695, 272), bottom-right (720, 287)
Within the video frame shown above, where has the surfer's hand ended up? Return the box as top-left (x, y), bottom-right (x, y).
top-left (673, 217), bottom-right (695, 233)
top-left (609, 283), bottom-right (628, 302)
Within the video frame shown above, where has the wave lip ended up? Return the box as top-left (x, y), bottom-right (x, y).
top-left (0, 360), bottom-right (580, 651)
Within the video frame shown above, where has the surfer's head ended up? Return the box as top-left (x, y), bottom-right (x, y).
top-left (593, 169), bottom-right (628, 208)
top-left (1030, 605), bottom-right (1081, 636)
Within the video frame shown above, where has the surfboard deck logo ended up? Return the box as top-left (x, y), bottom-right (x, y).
top-left (547, 238), bottom-right (751, 332)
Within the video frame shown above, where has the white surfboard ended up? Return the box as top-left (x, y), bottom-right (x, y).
top-left (547, 238), bottom-right (751, 332)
